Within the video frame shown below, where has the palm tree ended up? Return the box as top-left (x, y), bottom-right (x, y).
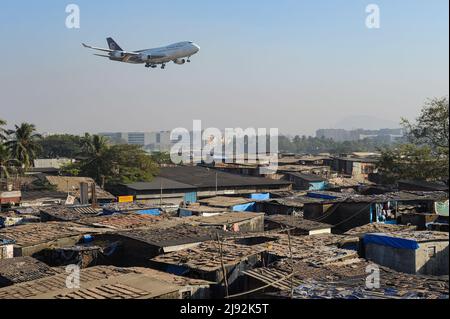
top-left (0, 118), bottom-right (7, 141)
top-left (79, 134), bottom-right (109, 184)
top-left (5, 123), bottom-right (42, 170)
top-left (0, 144), bottom-right (19, 180)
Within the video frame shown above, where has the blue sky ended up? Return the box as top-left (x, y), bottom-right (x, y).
top-left (0, 0), bottom-right (448, 135)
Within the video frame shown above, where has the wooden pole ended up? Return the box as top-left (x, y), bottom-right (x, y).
top-left (217, 232), bottom-right (229, 298)
top-left (287, 227), bottom-right (294, 299)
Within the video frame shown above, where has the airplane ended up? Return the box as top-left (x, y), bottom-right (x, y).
top-left (82, 37), bottom-right (200, 69)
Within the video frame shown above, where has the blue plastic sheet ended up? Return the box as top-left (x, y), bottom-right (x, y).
top-left (179, 209), bottom-right (193, 217)
top-left (364, 233), bottom-right (419, 250)
top-left (306, 192), bottom-right (338, 200)
top-left (82, 235), bottom-right (94, 243)
top-left (232, 202), bottom-right (256, 212)
top-left (136, 209), bottom-right (161, 216)
top-left (250, 193), bottom-right (270, 200)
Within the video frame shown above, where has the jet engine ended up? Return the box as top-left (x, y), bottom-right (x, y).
top-left (173, 58), bottom-right (186, 65)
top-left (139, 53), bottom-right (151, 61)
top-left (110, 51), bottom-right (125, 58)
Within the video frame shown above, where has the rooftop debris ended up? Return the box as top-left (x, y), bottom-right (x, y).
top-left (43, 176), bottom-right (115, 200)
top-left (365, 230), bottom-right (449, 243)
top-left (0, 222), bottom-right (105, 251)
top-left (0, 266), bottom-right (212, 299)
top-left (40, 205), bottom-right (101, 222)
top-left (198, 196), bottom-right (255, 208)
top-left (265, 215), bottom-right (332, 235)
top-left (151, 240), bottom-right (266, 278)
top-left (245, 259), bottom-right (448, 299)
top-left (116, 223), bottom-right (231, 252)
top-left (77, 213), bottom-right (163, 230)
top-left (345, 223), bottom-right (417, 236)
top-left (0, 257), bottom-right (61, 287)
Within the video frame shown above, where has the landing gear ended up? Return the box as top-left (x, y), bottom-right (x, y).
top-left (151, 65), bottom-right (157, 69)
top-left (145, 63), bottom-right (151, 68)
top-left (161, 63), bottom-right (166, 69)
top-left (187, 57), bottom-right (191, 63)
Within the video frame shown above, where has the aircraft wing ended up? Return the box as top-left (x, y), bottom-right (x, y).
top-left (82, 43), bottom-right (140, 57)
top-left (82, 43), bottom-right (114, 53)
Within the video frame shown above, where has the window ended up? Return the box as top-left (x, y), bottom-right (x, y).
top-left (427, 246), bottom-right (436, 258)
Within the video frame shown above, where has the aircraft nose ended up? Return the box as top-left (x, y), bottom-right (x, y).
top-left (192, 43), bottom-right (200, 52)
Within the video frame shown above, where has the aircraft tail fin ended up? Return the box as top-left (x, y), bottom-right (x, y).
top-left (106, 37), bottom-right (123, 51)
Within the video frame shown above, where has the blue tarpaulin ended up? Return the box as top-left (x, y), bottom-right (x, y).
top-left (179, 209), bottom-right (193, 217)
top-left (250, 193), bottom-right (270, 200)
top-left (306, 192), bottom-right (338, 200)
top-left (308, 181), bottom-right (328, 191)
top-left (82, 235), bottom-right (94, 243)
top-left (232, 202), bottom-right (256, 212)
top-left (364, 233), bottom-right (420, 250)
top-left (166, 265), bottom-right (190, 276)
top-left (136, 209), bottom-right (161, 216)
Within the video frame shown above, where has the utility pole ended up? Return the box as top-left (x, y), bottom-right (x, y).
top-left (160, 179), bottom-right (163, 206)
top-left (217, 232), bottom-right (229, 298)
top-left (215, 172), bottom-right (218, 195)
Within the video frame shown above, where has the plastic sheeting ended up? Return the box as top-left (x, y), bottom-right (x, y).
top-left (179, 209), bottom-right (193, 217)
top-left (232, 202), bottom-right (256, 212)
top-left (250, 193), bottom-right (270, 200)
top-left (136, 209), bottom-right (161, 216)
top-left (364, 233), bottom-right (419, 250)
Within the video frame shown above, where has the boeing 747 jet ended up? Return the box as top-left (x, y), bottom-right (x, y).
top-left (82, 38), bottom-right (200, 69)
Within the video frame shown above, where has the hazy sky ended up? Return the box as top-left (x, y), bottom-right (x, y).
top-left (0, 0), bottom-right (448, 136)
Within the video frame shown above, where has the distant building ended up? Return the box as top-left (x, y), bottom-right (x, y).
top-left (316, 128), bottom-right (404, 142)
top-left (99, 131), bottom-right (174, 152)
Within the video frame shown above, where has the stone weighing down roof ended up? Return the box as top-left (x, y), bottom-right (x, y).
top-left (262, 191), bottom-right (449, 207)
top-left (265, 215), bottom-right (332, 231)
top-left (40, 205), bottom-right (101, 221)
top-left (0, 257), bottom-right (61, 287)
top-left (0, 222), bottom-right (103, 247)
top-left (371, 230), bottom-right (449, 243)
top-left (245, 259), bottom-right (449, 299)
top-left (258, 234), bottom-right (358, 266)
top-left (0, 266), bottom-right (211, 299)
top-left (116, 223), bottom-right (230, 250)
top-left (152, 241), bottom-right (266, 272)
top-left (153, 233), bottom-right (359, 273)
top-left (77, 213), bottom-right (163, 230)
top-left (187, 212), bottom-right (264, 227)
top-left (344, 223), bottom-right (417, 236)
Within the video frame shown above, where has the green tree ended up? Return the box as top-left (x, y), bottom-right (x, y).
top-left (401, 97), bottom-right (449, 149)
top-left (378, 144), bottom-right (448, 183)
top-left (0, 144), bottom-right (19, 179)
top-left (63, 137), bottom-right (159, 187)
top-left (103, 144), bottom-right (159, 186)
top-left (0, 118), bottom-right (7, 141)
top-left (77, 134), bottom-right (109, 184)
top-left (378, 97), bottom-right (449, 183)
top-left (37, 134), bottom-right (84, 159)
top-left (150, 151), bottom-right (173, 165)
top-left (5, 123), bottom-right (42, 170)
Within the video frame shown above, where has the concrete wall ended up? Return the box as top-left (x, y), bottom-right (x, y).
top-left (366, 243), bottom-right (417, 274)
top-left (365, 241), bottom-right (449, 276)
top-left (416, 241), bottom-right (449, 276)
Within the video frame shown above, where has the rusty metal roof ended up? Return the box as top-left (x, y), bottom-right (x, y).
top-left (0, 266), bottom-right (211, 299)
